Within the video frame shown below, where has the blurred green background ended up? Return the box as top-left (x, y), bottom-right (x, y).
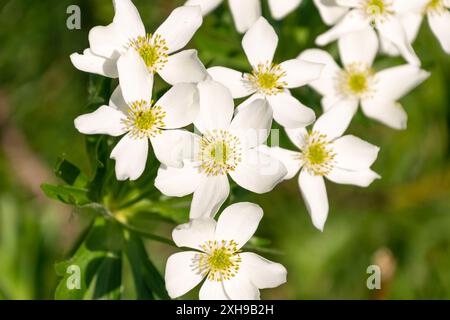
top-left (0, 0), bottom-right (449, 299)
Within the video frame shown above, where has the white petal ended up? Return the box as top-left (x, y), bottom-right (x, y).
top-left (312, 100), bottom-right (358, 140)
top-left (229, 0), bottom-right (262, 33)
top-left (151, 130), bottom-right (198, 168)
top-left (242, 17), bottom-right (278, 67)
top-left (313, 0), bottom-right (349, 25)
top-left (165, 252), bottom-right (205, 299)
top-left (74, 105), bottom-right (126, 137)
top-left (360, 99), bottom-right (408, 129)
top-left (373, 65), bottom-right (430, 101)
top-left (155, 163), bottom-right (201, 197)
top-left (393, 0), bottom-right (429, 14)
top-left (335, 0), bottom-right (361, 6)
top-left (297, 49), bottom-right (341, 96)
top-left (109, 86), bottom-right (129, 113)
top-left (70, 49), bottom-right (118, 78)
top-left (111, 134), bottom-right (148, 181)
top-left (199, 280), bottom-right (229, 300)
top-left (268, 92), bottom-right (316, 128)
top-left (207, 66), bottom-right (254, 98)
top-left (159, 49), bottom-right (208, 85)
top-left (258, 145), bottom-right (302, 180)
top-left (428, 11), bottom-right (450, 54)
top-left (156, 83), bottom-right (199, 128)
top-left (194, 80), bottom-right (234, 132)
top-left (298, 169), bottom-right (328, 231)
top-left (230, 149), bottom-right (287, 193)
top-left (112, 0), bottom-right (146, 44)
top-left (332, 135), bottom-right (380, 170)
top-left (229, 99), bottom-right (272, 149)
top-left (285, 127), bottom-right (308, 150)
top-left (268, 0), bottom-right (302, 20)
top-left (172, 218), bottom-right (216, 249)
top-left (316, 9), bottom-right (369, 46)
top-left (215, 202), bottom-right (263, 249)
top-left (326, 168), bottom-right (380, 187)
top-left (338, 27), bottom-right (378, 66)
top-left (279, 59), bottom-right (324, 88)
top-left (190, 175), bottom-right (230, 219)
top-left (376, 16), bottom-right (420, 66)
top-left (223, 271), bottom-right (260, 300)
top-left (240, 252), bottom-right (287, 289)
top-left (117, 49), bottom-right (153, 103)
top-left (185, 0), bottom-right (223, 15)
top-left (88, 24), bottom-right (122, 59)
top-left (154, 6), bottom-right (203, 54)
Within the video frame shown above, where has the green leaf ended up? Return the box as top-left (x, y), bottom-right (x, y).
top-left (41, 184), bottom-right (91, 206)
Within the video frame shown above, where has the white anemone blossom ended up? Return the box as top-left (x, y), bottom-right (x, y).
top-left (155, 80), bottom-right (287, 219)
top-left (70, 0), bottom-right (208, 84)
top-left (315, 0), bottom-right (422, 66)
top-left (165, 202), bottom-right (287, 300)
top-left (261, 104), bottom-right (380, 231)
top-left (74, 50), bottom-right (199, 181)
top-left (185, 0), bottom-right (303, 33)
top-left (208, 17), bottom-right (323, 129)
top-left (380, 0), bottom-right (450, 55)
top-left (299, 30), bottom-right (430, 129)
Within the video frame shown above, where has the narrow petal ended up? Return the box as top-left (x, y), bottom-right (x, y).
top-left (326, 168), bottom-right (380, 187)
top-left (223, 272), bottom-right (260, 300)
top-left (111, 134), bottom-right (148, 181)
top-left (155, 164), bottom-right (201, 197)
top-left (172, 218), bottom-right (216, 249)
top-left (117, 49), bottom-right (153, 103)
top-left (154, 6), bottom-right (203, 53)
top-left (267, 92), bottom-right (316, 128)
top-left (360, 99), bottom-right (408, 129)
top-left (194, 80), bottom-right (234, 132)
top-left (151, 130), bottom-right (198, 168)
top-left (70, 49), bottom-right (118, 78)
top-left (74, 105), bottom-right (126, 137)
top-left (312, 100), bottom-right (358, 140)
top-left (298, 169), bottom-right (329, 231)
top-left (285, 127), bottom-right (308, 150)
top-left (159, 49), bottom-right (208, 85)
top-left (155, 83), bottom-right (199, 128)
top-left (240, 252), bottom-right (287, 289)
top-left (165, 252), bottom-right (205, 299)
top-left (229, 149), bottom-right (287, 194)
top-left (279, 59), bottom-right (324, 88)
top-left (215, 202), bottom-right (263, 249)
top-left (268, 0), bottom-right (302, 20)
top-left (428, 11), bottom-right (450, 54)
top-left (332, 135), bottom-right (380, 170)
top-left (313, 0), bottom-right (349, 25)
top-left (190, 175), bottom-right (230, 219)
top-left (258, 145), bottom-right (302, 180)
top-left (112, 0), bottom-right (146, 44)
top-left (229, 0), bottom-right (262, 33)
top-left (185, 0), bottom-right (223, 15)
top-left (338, 27), bottom-right (378, 66)
top-left (199, 280), bottom-right (229, 300)
top-left (207, 66), bottom-right (254, 98)
top-left (242, 17), bottom-right (278, 67)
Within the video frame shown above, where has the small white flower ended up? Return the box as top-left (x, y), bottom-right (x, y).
top-left (155, 80), bottom-right (287, 219)
top-left (70, 1), bottom-right (208, 84)
top-left (299, 30), bottom-right (430, 129)
top-left (74, 50), bottom-right (199, 181)
top-left (260, 104), bottom-right (380, 231)
top-left (165, 202), bottom-right (287, 300)
top-left (208, 17), bottom-right (322, 129)
top-left (185, 0), bottom-right (303, 33)
top-left (380, 0), bottom-right (450, 55)
top-left (315, 0), bottom-right (423, 66)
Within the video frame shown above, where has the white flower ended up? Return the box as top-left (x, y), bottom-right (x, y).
top-left (70, 1), bottom-right (208, 84)
top-left (299, 30), bottom-right (430, 129)
top-left (380, 0), bottom-right (450, 55)
top-left (74, 50), bottom-right (199, 181)
top-left (315, 0), bottom-right (422, 66)
top-left (185, 0), bottom-right (303, 33)
top-left (155, 80), bottom-right (287, 218)
top-left (313, 0), bottom-right (350, 25)
top-left (260, 104), bottom-right (380, 231)
top-left (208, 17), bottom-right (322, 129)
top-left (165, 202), bottom-right (287, 300)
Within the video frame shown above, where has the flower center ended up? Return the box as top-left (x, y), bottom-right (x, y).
top-left (129, 34), bottom-right (168, 73)
top-left (363, 0), bottom-right (393, 24)
top-left (196, 240), bottom-right (241, 282)
top-left (197, 130), bottom-right (242, 176)
top-left (300, 131), bottom-right (335, 176)
top-left (337, 62), bottom-right (375, 99)
top-left (426, 0), bottom-right (446, 14)
top-left (245, 62), bottom-right (287, 96)
top-left (123, 100), bottom-right (166, 139)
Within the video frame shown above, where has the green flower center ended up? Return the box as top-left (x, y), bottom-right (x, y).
top-left (246, 62), bottom-right (287, 96)
top-left (301, 131), bottom-right (335, 176)
top-left (427, 0), bottom-right (445, 14)
top-left (130, 34), bottom-right (168, 73)
top-left (123, 100), bottom-right (166, 139)
top-left (197, 240), bottom-right (241, 282)
top-left (337, 62), bottom-right (375, 99)
top-left (364, 0), bottom-right (393, 23)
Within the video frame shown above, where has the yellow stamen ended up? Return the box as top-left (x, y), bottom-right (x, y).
top-left (300, 131), bottom-right (336, 176)
top-left (246, 62), bottom-right (287, 96)
top-left (123, 100), bottom-right (166, 139)
top-left (129, 33), bottom-right (168, 73)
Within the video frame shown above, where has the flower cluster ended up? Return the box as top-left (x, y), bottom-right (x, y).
top-left (68, 0), bottom-right (441, 299)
